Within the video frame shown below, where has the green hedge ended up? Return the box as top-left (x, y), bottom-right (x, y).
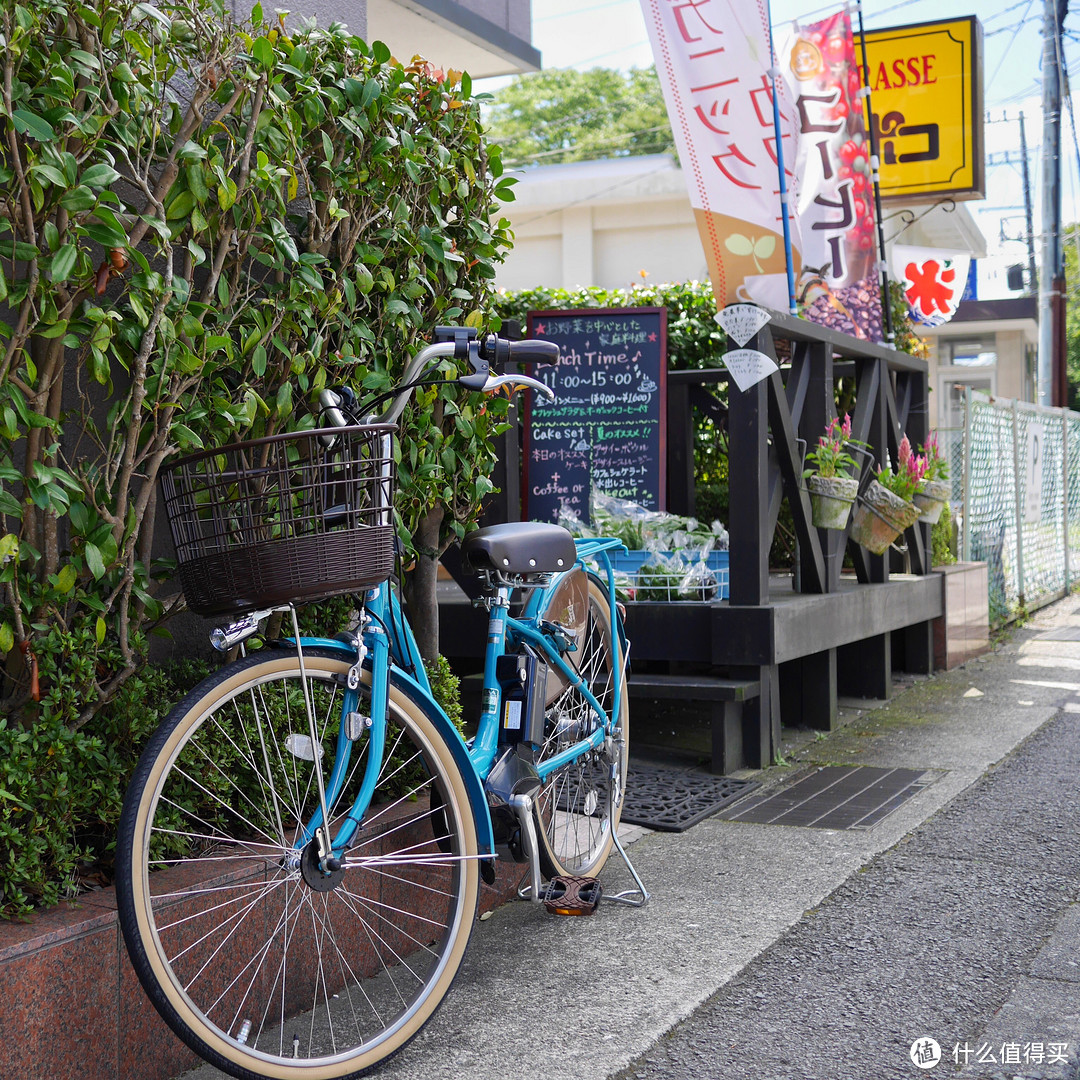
top-left (0, 0), bottom-right (511, 917)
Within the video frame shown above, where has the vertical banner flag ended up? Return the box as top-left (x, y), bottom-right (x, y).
top-left (640, 0), bottom-right (802, 310)
top-left (780, 11), bottom-right (883, 342)
top-left (891, 245), bottom-right (971, 327)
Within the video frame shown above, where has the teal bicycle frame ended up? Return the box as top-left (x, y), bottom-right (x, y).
top-left (288, 537), bottom-right (626, 865)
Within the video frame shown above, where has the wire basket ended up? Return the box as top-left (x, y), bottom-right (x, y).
top-left (160, 425), bottom-right (397, 618)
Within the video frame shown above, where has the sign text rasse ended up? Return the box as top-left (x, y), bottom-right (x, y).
top-left (862, 17), bottom-right (984, 201)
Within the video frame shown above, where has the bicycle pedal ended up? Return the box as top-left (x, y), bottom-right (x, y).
top-left (541, 875), bottom-right (602, 916)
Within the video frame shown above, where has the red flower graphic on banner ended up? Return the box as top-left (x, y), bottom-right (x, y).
top-left (904, 259), bottom-right (957, 317)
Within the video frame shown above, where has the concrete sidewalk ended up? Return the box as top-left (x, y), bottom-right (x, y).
top-left (182, 593), bottom-right (1080, 1080)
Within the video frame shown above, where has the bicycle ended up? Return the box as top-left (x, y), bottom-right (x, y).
top-left (115, 326), bottom-right (648, 1080)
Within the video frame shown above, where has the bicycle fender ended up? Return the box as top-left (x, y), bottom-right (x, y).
top-left (299, 636), bottom-right (496, 861)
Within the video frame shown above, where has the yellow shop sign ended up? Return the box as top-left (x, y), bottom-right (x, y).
top-left (862, 17), bottom-right (984, 201)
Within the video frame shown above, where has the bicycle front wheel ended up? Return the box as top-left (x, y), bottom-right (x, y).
top-left (116, 647), bottom-right (480, 1080)
top-left (532, 575), bottom-right (628, 879)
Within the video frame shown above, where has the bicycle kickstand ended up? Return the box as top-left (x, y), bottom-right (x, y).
top-left (603, 826), bottom-right (649, 908)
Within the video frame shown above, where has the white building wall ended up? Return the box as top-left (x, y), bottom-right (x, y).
top-left (495, 155), bottom-right (987, 294)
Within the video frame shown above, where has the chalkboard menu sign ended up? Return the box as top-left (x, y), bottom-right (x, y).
top-left (523, 308), bottom-right (667, 524)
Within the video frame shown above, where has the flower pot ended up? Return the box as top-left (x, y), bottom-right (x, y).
top-left (913, 478), bottom-right (950, 525)
top-left (807, 474), bottom-right (859, 530)
top-left (850, 479), bottom-right (923, 555)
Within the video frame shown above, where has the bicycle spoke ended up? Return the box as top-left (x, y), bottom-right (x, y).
top-left (120, 651), bottom-right (478, 1075)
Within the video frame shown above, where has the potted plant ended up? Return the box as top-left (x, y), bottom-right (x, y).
top-left (803, 414), bottom-right (863, 529)
top-left (912, 432), bottom-right (951, 524)
top-left (850, 435), bottom-right (926, 554)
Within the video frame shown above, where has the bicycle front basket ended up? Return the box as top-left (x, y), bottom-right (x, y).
top-left (160, 425), bottom-right (397, 617)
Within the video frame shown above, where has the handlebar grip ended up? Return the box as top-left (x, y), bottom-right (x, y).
top-left (478, 335), bottom-right (560, 367)
top-left (507, 339), bottom-right (560, 365)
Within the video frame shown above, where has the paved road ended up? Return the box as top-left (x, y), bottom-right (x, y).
top-left (614, 707), bottom-right (1080, 1080)
top-left (181, 596), bottom-right (1080, 1080)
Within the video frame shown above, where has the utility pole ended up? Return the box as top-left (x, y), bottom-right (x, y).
top-left (1038, 0), bottom-right (1066, 406)
top-left (1019, 112), bottom-right (1038, 295)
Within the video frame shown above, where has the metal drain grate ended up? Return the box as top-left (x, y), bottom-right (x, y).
top-left (618, 766), bottom-right (760, 832)
top-left (718, 766), bottom-right (934, 831)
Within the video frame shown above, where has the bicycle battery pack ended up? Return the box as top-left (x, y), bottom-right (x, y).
top-left (496, 651), bottom-right (547, 748)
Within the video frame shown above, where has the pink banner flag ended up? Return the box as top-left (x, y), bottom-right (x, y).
top-left (640, 0), bottom-right (802, 309)
top-left (780, 11), bottom-right (883, 341)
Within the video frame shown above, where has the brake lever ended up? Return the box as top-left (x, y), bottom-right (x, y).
top-left (473, 373), bottom-right (555, 401)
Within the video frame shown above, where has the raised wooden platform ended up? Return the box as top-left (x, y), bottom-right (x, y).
top-left (439, 571), bottom-right (945, 773)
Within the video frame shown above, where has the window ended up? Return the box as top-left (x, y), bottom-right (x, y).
top-left (942, 334), bottom-right (997, 367)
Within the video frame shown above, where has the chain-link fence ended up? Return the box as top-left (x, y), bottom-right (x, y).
top-left (954, 391), bottom-right (1080, 626)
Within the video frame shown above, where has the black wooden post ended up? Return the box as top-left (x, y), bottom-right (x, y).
top-left (726, 328), bottom-right (779, 766)
top-left (837, 633), bottom-right (892, 700)
top-left (666, 380), bottom-right (695, 516)
top-left (727, 331), bottom-right (770, 605)
top-left (780, 647), bottom-right (838, 730)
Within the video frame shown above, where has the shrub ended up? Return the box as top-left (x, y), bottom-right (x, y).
top-left (0, 0), bottom-right (511, 914)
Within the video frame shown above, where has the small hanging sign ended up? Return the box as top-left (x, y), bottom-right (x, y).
top-left (715, 304), bottom-right (772, 348)
top-left (724, 348), bottom-right (778, 392)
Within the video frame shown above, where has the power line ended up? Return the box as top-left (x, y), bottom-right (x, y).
top-left (985, 0), bottom-right (1036, 91)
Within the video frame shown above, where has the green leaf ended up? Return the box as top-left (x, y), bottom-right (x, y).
top-left (83, 221), bottom-right (127, 247)
top-left (177, 140), bottom-right (207, 162)
top-left (31, 163), bottom-right (68, 188)
top-left (13, 110), bottom-right (55, 141)
top-left (51, 244), bottom-right (78, 283)
top-left (61, 186), bottom-right (96, 213)
top-left (166, 190), bottom-right (196, 221)
top-left (361, 78), bottom-right (381, 108)
top-left (0, 534), bottom-right (18, 564)
top-left (84, 541), bottom-right (106, 579)
top-left (0, 265), bottom-right (8, 303)
top-left (68, 501), bottom-right (89, 532)
top-left (96, 616), bottom-right (106, 645)
top-left (252, 36), bottom-right (274, 69)
top-left (81, 163), bottom-right (120, 188)
top-left (55, 564), bottom-right (77, 593)
top-left (5, 239), bottom-right (39, 261)
top-left (269, 219), bottom-right (298, 262)
top-left (0, 622), bottom-right (12, 654)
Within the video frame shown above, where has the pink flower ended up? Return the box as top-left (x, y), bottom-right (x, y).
top-left (841, 413), bottom-right (852, 440)
top-left (898, 435), bottom-right (912, 467)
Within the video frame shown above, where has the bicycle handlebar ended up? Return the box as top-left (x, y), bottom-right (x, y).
top-left (318, 331), bottom-right (560, 428)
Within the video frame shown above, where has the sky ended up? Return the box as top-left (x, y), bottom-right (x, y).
top-left (480, 0), bottom-right (1080, 299)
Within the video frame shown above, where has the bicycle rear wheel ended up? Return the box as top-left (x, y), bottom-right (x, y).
top-left (116, 647), bottom-right (480, 1080)
top-left (531, 575), bottom-right (628, 879)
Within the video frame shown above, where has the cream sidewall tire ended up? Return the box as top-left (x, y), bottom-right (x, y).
top-left (123, 652), bottom-right (480, 1080)
top-left (533, 578), bottom-right (628, 880)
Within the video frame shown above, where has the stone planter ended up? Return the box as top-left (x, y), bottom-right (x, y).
top-left (913, 478), bottom-right (951, 524)
top-left (850, 479), bottom-right (922, 555)
top-left (807, 474), bottom-right (859, 530)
